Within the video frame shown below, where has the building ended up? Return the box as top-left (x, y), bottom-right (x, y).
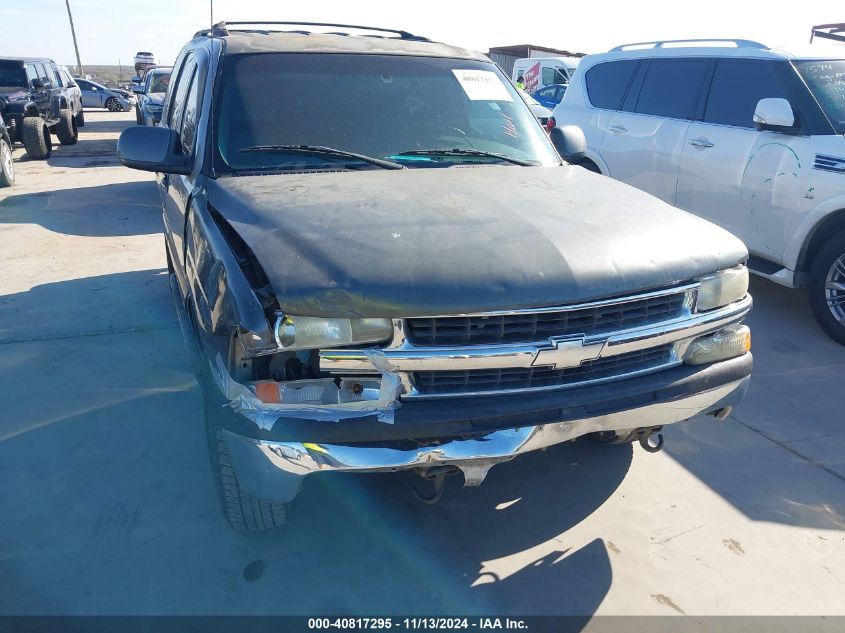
top-left (487, 44), bottom-right (587, 76)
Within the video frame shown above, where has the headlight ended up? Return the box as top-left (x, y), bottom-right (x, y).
top-left (684, 324), bottom-right (751, 365)
top-left (275, 315), bottom-right (393, 351)
top-left (697, 266), bottom-right (749, 311)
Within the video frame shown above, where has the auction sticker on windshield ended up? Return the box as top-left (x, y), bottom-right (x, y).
top-left (452, 69), bottom-right (513, 101)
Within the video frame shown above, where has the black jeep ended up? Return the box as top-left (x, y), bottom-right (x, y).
top-left (0, 57), bottom-right (80, 159)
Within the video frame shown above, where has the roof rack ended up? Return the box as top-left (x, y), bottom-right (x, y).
top-left (195, 21), bottom-right (429, 41)
top-left (810, 23), bottom-right (845, 44)
top-left (610, 38), bottom-right (768, 52)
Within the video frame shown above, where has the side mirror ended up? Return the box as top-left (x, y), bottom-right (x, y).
top-left (31, 78), bottom-right (44, 89)
top-left (550, 124), bottom-right (587, 162)
top-left (131, 85), bottom-right (145, 94)
top-left (117, 125), bottom-right (192, 175)
top-left (754, 98), bottom-right (795, 131)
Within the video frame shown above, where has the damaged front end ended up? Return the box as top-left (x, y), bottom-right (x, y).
top-left (178, 190), bottom-right (751, 517)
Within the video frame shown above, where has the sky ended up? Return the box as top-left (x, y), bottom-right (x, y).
top-left (1, 0), bottom-right (843, 67)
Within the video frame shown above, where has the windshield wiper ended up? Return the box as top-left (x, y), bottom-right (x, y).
top-left (392, 148), bottom-right (537, 166)
top-left (239, 145), bottom-right (404, 170)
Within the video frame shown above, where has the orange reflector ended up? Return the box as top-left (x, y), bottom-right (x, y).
top-left (254, 381), bottom-right (281, 403)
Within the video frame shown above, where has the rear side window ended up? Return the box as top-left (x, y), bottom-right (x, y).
top-left (704, 61), bottom-right (787, 128)
top-left (585, 60), bottom-right (637, 109)
top-left (634, 60), bottom-right (708, 119)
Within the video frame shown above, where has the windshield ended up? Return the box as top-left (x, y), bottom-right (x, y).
top-left (215, 53), bottom-right (560, 173)
top-left (0, 61), bottom-right (25, 89)
top-left (148, 72), bottom-right (170, 94)
top-left (795, 60), bottom-right (845, 133)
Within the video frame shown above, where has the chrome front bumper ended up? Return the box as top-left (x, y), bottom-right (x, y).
top-left (222, 373), bottom-right (750, 502)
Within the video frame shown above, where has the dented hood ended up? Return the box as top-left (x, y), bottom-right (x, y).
top-left (207, 166), bottom-right (747, 317)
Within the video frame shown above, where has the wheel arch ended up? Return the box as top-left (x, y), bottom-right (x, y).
top-left (797, 208), bottom-right (845, 274)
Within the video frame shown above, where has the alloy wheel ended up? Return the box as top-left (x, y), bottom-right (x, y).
top-left (826, 253), bottom-right (845, 324)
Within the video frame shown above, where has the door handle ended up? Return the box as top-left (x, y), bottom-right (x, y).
top-left (608, 125), bottom-right (627, 135)
top-left (689, 138), bottom-right (715, 148)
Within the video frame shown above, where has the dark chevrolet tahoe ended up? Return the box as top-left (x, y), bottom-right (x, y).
top-left (117, 22), bottom-right (753, 532)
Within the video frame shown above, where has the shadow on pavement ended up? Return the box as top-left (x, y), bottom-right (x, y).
top-left (0, 269), bottom-right (623, 616)
top-left (77, 115), bottom-right (136, 135)
top-left (664, 277), bottom-right (845, 531)
top-left (0, 269), bottom-right (173, 344)
top-left (0, 181), bottom-right (162, 237)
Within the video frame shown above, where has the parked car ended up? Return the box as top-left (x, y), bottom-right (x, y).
top-left (75, 78), bottom-right (133, 111)
top-left (117, 22), bottom-right (753, 532)
top-left (0, 117), bottom-right (14, 186)
top-left (55, 66), bottom-right (84, 127)
top-left (512, 57), bottom-right (578, 94)
top-left (133, 66), bottom-right (171, 125)
top-left (552, 38), bottom-right (845, 344)
top-left (134, 51), bottom-right (156, 78)
top-left (532, 83), bottom-right (567, 109)
top-left (0, 56), bottom-right (79, 158)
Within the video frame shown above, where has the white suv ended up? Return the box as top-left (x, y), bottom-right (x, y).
top-left (552, 39), bottom-right (845, 344)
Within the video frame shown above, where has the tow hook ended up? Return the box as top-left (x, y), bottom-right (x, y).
top-left (412, 466), bottom-right (459, 504)
top-left (637, 426), bottom-right (664, 453)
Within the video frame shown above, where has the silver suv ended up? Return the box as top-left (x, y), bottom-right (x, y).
top-left (553, 39), bottom-right (845, 344)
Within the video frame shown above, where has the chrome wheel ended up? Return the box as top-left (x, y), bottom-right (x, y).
top-left (826, 253), bottom-right (845, 324)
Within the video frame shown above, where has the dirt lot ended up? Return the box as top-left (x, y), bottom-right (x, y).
top-left (0, 111), bottom-right (843, 615)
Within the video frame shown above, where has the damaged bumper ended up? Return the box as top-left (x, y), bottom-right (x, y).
top-left (217, 354), bottom-right (751, 502)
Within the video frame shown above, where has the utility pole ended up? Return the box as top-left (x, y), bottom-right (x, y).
top-left (210, 0), bottom-right (214, 27)
top-left (64, 0), bottom-right (84, 76)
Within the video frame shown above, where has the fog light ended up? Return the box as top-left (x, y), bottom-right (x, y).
top-left (684, 324), bottom-right (751, 366)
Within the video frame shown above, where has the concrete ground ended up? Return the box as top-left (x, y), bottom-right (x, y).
top-left (0, 111), bottom-right (843, 616)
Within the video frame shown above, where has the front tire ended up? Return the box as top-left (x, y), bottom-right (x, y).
top-left (808, 232), bottom-right (845, 345)
top-left (208, 427), bottom-right (290, 532)
top-left (105, 97), bottom-right (122, 112)
top-left (55, 108), bottom-right (78, 145)
top-left (21, 118), bottom-right (52, 159)
top-left (0, 138), bottom-right (15, 187)
top-left (76, 108), bottom-right (85, 127)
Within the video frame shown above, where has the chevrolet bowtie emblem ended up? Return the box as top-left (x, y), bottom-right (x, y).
top-left (532, 337), bottom-right (606, 369)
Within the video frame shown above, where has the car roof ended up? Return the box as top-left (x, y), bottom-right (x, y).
top-left (591, 40), bottom-right (843, 63)
top-left (195, 25), bottom-right (488, 61)
top-left (0, 57), bottom-right (55, 64)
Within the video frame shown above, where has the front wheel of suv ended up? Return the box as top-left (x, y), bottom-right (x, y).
top-left (55, 109), bottom-right (78, 145)
top-left (0, 137), bottom-right (15, 187)
top-left (21, 117), bottom-right (52, 159)
top-left (207, 427), bottom-right (290, 532)
top-left (808, 231), bottom-right (845, 345)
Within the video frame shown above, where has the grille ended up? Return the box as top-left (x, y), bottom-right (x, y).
top-left (412, 345), bottom-right (674, 395)
top-left (406, 292), bottom-right (687, 346)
